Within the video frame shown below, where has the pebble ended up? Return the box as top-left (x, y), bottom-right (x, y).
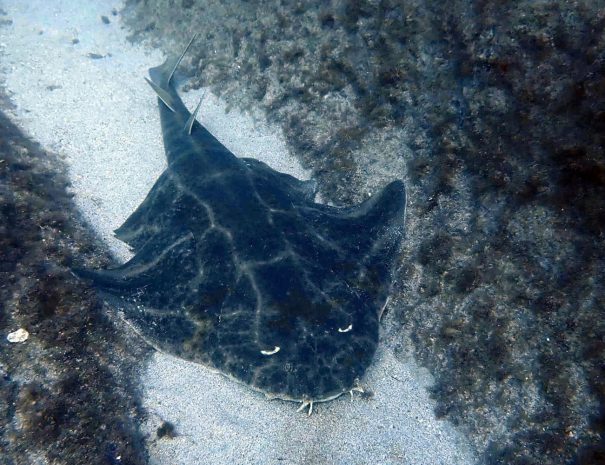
top-left (7, 328), bottom-right (29, 343)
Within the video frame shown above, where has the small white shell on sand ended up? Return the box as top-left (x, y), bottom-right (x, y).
top-left (7, 328), bottom-right (29, 343)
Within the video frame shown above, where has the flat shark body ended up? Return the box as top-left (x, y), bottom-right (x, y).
top-left (77, 37), bottom-right (406, 409)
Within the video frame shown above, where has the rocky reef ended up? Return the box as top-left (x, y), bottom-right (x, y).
top-left (0, 106), bottom-right (148, 465)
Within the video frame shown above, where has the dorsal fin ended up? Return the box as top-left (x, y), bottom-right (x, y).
top-left (184, 97), bottom-right (203, 135)
top-left (145, 34), bottom-right (198, 113)
top-left (166, 34), bottom-right (197, 86)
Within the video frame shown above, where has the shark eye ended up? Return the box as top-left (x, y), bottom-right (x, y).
top-left (260, 346), bottom-right (280, 355)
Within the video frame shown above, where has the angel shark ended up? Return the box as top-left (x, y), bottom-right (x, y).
top-left (76, 36), bottom-right (406, 414)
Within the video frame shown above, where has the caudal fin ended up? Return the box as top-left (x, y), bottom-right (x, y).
top-left (148, 34), bottom-right (197, 88)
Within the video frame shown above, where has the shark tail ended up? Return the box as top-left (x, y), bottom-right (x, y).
top-left (146, 34), bottom-right (198, 113)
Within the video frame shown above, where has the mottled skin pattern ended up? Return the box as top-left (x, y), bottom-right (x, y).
top-left (77, 41), bottom-right (406, 404)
